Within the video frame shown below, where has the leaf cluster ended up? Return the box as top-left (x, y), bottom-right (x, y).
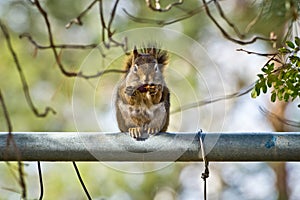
top-left (252, 37), bottom-right (300, 107)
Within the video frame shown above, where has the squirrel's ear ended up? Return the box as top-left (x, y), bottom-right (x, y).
top-left (150, 47), bottom-right (156, 56)
top-left (133, 46), bottom-right (138, 59)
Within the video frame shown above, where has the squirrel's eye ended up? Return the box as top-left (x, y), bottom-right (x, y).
top-left (133, 64), bottom-right (138, 73)
top-left (154, 64), bottom-right (159, 72)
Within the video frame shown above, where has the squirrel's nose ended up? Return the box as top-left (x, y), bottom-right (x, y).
top-left (144, 75), bottom-right (149, 83)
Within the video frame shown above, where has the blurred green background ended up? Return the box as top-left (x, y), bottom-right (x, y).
top-left (0, 0), bottom-right (300, 199)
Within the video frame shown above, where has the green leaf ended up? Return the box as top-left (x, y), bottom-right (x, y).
top-left (295, 37), bottom-right (300, 46)
top-left (251, 89), bottom-right (257, 98)
top-left (286, 40), bottom-right (295, 49)
top-left (284, 92), bottom-right (290, 101)
top-left (268, 63), bottom-right (274, 72)
top-left (278, 47), bottom-right (291, 54)
top-left (267, 78), bottom-right (272, 87)
top-left (257, 74), bottom-right (264, 79)
top-left (262, 67), bottom-right (268, 73)
top-left (278, 89), bottom-right (283, 100)
top-left (271, 92), bottom-right (276, 102)
top-left (289, 55), bottom-right (300, 64)
top-left (262, 84), bottom-right (267, 93)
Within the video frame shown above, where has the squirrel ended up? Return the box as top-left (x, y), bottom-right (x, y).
top-left (115, 45), bottom-right (170, 140)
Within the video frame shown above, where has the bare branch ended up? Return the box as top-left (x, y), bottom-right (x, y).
top-left (82, 69), bottom-right (128, 79)
top-left (236, 49), bottom-right (278, 57)
top-left (0, 90), bottom-right (26, 198)
top-left (65, 0), bottom-right (99, 29)
top-left (123, 1), bottom-right (215, 26)
top-left (33, 0), bottom-right (79, 77)
top-left (20, 33), bottom-right (98, 50)
top-left (171, 82), bottom-right (255, 114)
top-left (145, 0), bottom-right (183, 12)
top-left (213, 0), bottom-right (245, 39)
top-left (259, 106), bottom-right (300, 128)
top-left (124, 6), bottom-right (203, 26)
top-left (0, 91), bottom-right (12, 134)
top-left (99, 0), bottom-right (128, 51)
top-left (66, 0), bottom-right (127, 51)
top-left (0, 20), bottom-right (56, 117)
top-left (31, 0), bottom-right (126, 79)
top-left (237, 49), bottom-right (284, 65)
top-left (245, 2), bottom-right (265, 33)
top-left (202, 0), bottom-right (276, 45)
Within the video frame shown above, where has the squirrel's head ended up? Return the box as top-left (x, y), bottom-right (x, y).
top-left (125, 46), bottom-right (167, 86)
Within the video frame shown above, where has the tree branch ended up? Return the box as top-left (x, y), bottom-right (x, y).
top-left (123, 6), bottom-right (203, 26)
top-left (31, 0), bottom-right (127, 79)
top-left (0, 90), bottom-right (26, 199)
top-left (236, 48), bottom-right (278, 57)
top-left (145, 0), bottom-right (183, 12)
top-left (171, 82), bottom-right (255, 114)
top-left (65, 0), bottom-right (99, 29)
top-left (202, 0), bottom-right (276, 45)
top-left (19, 33), bottom-right (98, 50)
top-left (259, 106), bottom-right (300, 128)
top-left (0, 20), bottom-right (56, 117)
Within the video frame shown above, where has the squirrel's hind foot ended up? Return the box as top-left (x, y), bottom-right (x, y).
top-left (146, 127), bottom-right (160, 135)
top-left (128, 127), bottom-right (149, 140)
top-left (128, 127), bottom-right (142, 138)
top-left (128, 126), bottom-right (159, 140)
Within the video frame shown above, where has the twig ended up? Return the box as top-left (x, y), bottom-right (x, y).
top-left (245, 2), bottom-right (265, 33)
top-left (33, 0), bottom-right (80, 77)
top-left (171, 82), bottom-right (255, 114)
top-left (65, 0), bottom-right (127, 52)
top-left (31, 0), bottom-right (126, 79)
top-left (236, 49), bottom-right (278, 57)
top-left (65, 0), bottom-right (99, 29)
top-left (82, 69), bottom-right (128, 79)
top-left (259, 106), bottom-right (300, 128)
top-left (237, 49), bottom-right (283, 65)
top-left (0, 90), bottom-right (27, 199)
top-left (145, 0), bottom-right (183, 12)
top-left (0, 20), bottom-right (56, 117)
top-left (202, 0), bottom-right (276, 45)
top-left (99, 0), bottom-right (127, 50)
top-left (123, 1), bottom-right (214, 26)
top-left (213, 0), bottom-right (244, 39)
top-left (20, 33), bottom-right (98, 50)
top-left (124, 6), bottom-right (202, 26)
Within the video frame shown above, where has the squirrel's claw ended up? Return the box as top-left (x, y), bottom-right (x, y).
top-left (146, 127), bottom-right (159, 135)
top-left (128, 127), bottom-right (141, 138)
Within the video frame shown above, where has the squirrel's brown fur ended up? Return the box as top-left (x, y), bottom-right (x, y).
top-left (115, 45), bottom-right (170, 140)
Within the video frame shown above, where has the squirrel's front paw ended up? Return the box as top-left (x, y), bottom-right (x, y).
top-left (125, 86), bottom-right (136, 96)
top-left (128, 127), bottom-right (142, 138)
top-left (149, 84), bottom-right (162, 95)
top-left (146, 127), bottom-right (160, 135)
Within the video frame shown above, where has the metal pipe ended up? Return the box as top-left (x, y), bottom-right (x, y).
top-left (0, 132), bottom-right (299, 162)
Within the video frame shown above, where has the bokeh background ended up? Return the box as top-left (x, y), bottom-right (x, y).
top-left (0, 0), bottom-right (300, 199)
